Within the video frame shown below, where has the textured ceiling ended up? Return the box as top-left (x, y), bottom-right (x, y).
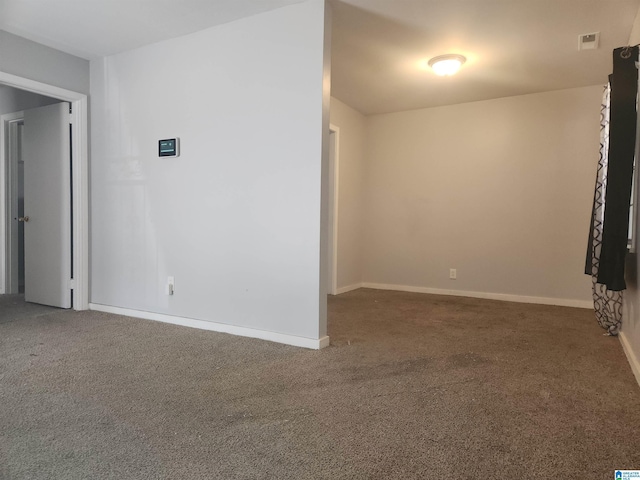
top-left (0, 0), bottom-right (305, 58)
top-left (331, 0), bottom-right (640, 114)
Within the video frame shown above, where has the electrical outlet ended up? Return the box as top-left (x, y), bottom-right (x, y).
top-left (449, 269), bottom-right (457, 280)
top-left (167, 276), bottom-right (175, 295)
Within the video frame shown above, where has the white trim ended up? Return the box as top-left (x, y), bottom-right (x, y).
top-left (328, 124), bottom-right (340, 295)
top-left (620, 331), bottom-right (640, 389)
top-left (6, 115), bottom-right (21, 294)
top-left (72, 97), bottom-right (89, 310)
top-left (0, 71), bottom-right (89, 310)
top-left (360, 282), bottom-right (593, 309)
top-left (318, 336), bottom-right (331, 349)
top-left (0, 73), bottom-right (82, 103)
top-left (335, 283), bottom-right (363, 295)
top-left (89, 303), bottom-right (330, 350)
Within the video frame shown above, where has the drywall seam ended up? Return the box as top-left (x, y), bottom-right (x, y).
top-left (89, 303), bottom-right (330, 350)
top-left (360, 283), bottom-right (592, 309)
top-left (620, 331), bottom-right (640, 389)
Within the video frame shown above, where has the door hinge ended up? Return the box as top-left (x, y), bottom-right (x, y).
top-left (68, 279), bottom-right (76, 289)
top-left (68, 102), bottom-right (72, 114)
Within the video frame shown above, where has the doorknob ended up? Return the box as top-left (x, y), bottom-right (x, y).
top-left (18, 216), bottom-right (29, 222)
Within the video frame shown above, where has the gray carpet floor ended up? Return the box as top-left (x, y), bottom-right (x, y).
top-left (1, 289), bottom-right (639, 479)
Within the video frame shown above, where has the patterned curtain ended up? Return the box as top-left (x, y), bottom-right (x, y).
top-left (586, 46), bottom-right (639, 335)
top-left (588, 84), bottom-right (624, 335)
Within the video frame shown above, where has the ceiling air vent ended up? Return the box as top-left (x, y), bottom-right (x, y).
top-left (579, 32), bottom-right (600, 50)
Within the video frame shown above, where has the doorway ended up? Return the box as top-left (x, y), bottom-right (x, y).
top-left (4, 115), bottom-right (25, 294)
top-left (0, 73), bottom-right (89, 310)
top-left (3, 102), bottom-right (74, 308)
top-left (328, 125), bottom-right (340, 295)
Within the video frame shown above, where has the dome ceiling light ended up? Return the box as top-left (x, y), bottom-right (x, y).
top-left (428, 54), bottom-right (467, 76)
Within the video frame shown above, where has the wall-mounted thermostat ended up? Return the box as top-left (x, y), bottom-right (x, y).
top-left (159, 138), bottom-right (180, 157)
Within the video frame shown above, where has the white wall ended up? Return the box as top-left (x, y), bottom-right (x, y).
top-left (0, 31), bottom-right (89, 95)
top-left (329, 97), bottom-right (366, 292)
top-left (361, 86), bottom-right (601, 305)
top-left (90, 0), bottom-right (329, 345)
top-left (629, 5), bottom-right (640, 45)
top-left (318, 1), bottom-right (332, 335)
top-left (621, 5), bottom-right (640, 386)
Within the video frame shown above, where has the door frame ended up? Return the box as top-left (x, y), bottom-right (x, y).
top-left (0, 72), bottom-right (89, 310)
top-left (2, 112), bottom-right (23, 294)
top-left (327, 124), bottom-right (340, 295)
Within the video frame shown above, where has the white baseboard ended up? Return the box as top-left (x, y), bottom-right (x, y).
top-left (334, 283), bottom-right (364, 295)
top-left (620, 331), bottom-right (640, 389)
top-left (88, 303), bottom-right (330, 350)
top-left (360, 283), bottom-right (593, 309)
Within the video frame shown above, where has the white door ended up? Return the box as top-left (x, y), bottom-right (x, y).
top-left (22, 102), bottom-right (71, 308)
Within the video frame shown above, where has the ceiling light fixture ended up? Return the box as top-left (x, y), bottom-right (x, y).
top-left (428, 54), bottom-right (466, 76)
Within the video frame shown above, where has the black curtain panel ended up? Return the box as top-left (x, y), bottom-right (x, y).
top-left (587, 46), bottom-right (639, 291)
top-left (586, 85), bottom-right (624, 335)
